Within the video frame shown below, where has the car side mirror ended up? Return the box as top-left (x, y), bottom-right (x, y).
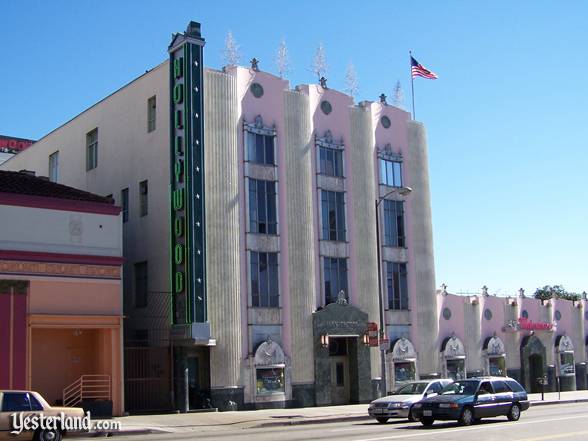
top-left (424, 392), bottom-right (428, 397)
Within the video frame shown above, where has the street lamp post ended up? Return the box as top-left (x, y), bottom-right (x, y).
top-left (375, 186), bottom-right (412, 396)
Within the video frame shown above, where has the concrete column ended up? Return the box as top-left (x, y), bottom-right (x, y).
top-left (283, 90), bottom-right (316, 406)
top-left (348, 106), bottom-right (380, 385)
top-left (406, 121), bottom-right (438, 375)
top-left (204, 70), bottom-right (243, 409)
top-left (464, 300), bottom-right (482, 376)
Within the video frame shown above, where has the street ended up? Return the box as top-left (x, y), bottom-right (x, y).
top-left (71, 403), bottom-right (588, 441)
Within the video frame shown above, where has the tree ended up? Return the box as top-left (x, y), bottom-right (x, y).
top-left (392, 80), bottom-right (405, 108)
top-left (276, 39), bottom-right (291, 78)
top-left (533, 285), bottom-right (580, 302)
top-left (344, 61), bottom-right (359, 99)
top-left (223, 31), bottom-right (241, 67)
top-left (311, 43), bottom-right (328, 81)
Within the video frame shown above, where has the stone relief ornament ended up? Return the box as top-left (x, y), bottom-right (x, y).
top-left (391, 337), bottom-right (417, 360)
top-left (443, 334), bottom-right (465, 358)
top-left (558, 334), bottom-right (574, 352)
top-left (254, 336), bottom-right (286, 366)
top-left (486, 334), bottom-right (506, 356)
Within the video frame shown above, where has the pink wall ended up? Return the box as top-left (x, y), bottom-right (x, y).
top-left (480, 296), bottom-right (507, 340)
top-left (28, 279), bottom-right (121, 315)
top-left (438, 294), bottom-right (466, 343)
top-left (552, 298), bottom-right (575, 337)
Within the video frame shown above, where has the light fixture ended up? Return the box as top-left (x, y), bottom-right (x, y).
top-left (362, 333), bottom-right (370, 346)
top-left (320, 334), bottom-right (330, 348)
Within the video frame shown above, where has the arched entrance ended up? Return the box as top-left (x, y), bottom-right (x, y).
top-left (313, 300), bottom-right (372, 406)
top-left (520, 335), bottom-right (547, 393)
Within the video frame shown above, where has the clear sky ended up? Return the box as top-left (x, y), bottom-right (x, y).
top-left (2, 1), bottom-right (587, 296)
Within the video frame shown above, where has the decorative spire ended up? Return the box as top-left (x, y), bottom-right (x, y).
top-left (379, 93), bottom-right (387, 104)
top-left (441, 283), bottom-right (448, 296)
top-left (519, 288), bottom-right (525, 298)
top-left (481, 285), bottom-right (489, 297)
top-left (250, 57), bottom-right (260, 72)
top-left (319, 76), bottom-right (328, 89)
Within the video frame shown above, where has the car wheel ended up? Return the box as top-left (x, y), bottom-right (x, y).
top-left (420, 417), bottom-right (434, 427)
top-left (376, 417), bottom-right (389, 424)
top-left (34, 429), bottom-right (63, 441)
top-left (507, 403), bottom-right (521, 421)
top-left (459, 407), bottom-right (474, 426)
top-left (408, 407), bottom-right (417, 422)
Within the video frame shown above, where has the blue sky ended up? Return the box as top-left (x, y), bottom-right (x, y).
top-left (2, 1), bottom-right (587, 295)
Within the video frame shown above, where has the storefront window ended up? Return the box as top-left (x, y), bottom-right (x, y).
top-left (394, 361), bottom-right (416, 383)
top-left (446, 359), bottom-right (466, 380)
top-left (489, 356), bottom-right (506, 376)
top-left (560, 352), bottom-right (575, 376)
top-left (256, 367), bottom-right (285, 395)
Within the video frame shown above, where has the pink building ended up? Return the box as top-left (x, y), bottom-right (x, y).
top-left (0, 170), bottom-right (124, 415)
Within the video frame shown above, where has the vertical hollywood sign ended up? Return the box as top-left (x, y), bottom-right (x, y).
top-left (169, 22), bottom-right (206, 326)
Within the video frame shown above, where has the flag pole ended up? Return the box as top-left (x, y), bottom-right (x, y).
top-left (409, 50), bottom-right (416, 120)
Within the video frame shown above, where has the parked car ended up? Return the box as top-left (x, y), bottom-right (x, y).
top-left (368, 379), bottom-right (453, 423)
top-left (0, 390), bottom-right (85, 441)
top-left (411, 377), bottom-right (529, 427)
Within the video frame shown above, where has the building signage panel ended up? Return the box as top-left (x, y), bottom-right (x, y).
top-left (503, 317), bottom-right (556, 332)
top-left (169, 22), bottom-right (206, 325)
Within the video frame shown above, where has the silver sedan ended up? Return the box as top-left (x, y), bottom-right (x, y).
top-left (368, 379), bottom-right (453, 423)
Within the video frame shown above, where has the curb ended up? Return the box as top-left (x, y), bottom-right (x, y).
top-left (530, 398), bottom-right (588, 407)
top-left (75, 428), bottom-right (169, 438)
top-left (257, 414), bottom-right (371, 428)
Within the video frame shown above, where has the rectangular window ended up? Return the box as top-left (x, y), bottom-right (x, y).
top-left (48, 151), bottom-right (59, 182)
top-left (139, 180), bottom-right (148, 217)
top-left (318, 146), bottom-right (343, 177)
top-left (324, 257), bottom-right (348, 304)
top-left (121, 188), bottom-right (129, 223)
top-left (86, 128), bottom-right (98, 171)
top-left (379, 158), bottom-right (402, 187)
top-left (248, 178), bottom-right (278, 234)
top-left (246, 131), bottom-right (275, 165)
top-left (250, 251), bottom-right (279, 307)
top-left (147, 96), bottom-right (156, 132)
top-left (134, 261), bottom-right (148, 308)
top-left (386, 262), bottom-right (408, 310)
top-left (383, 200), bottom-right (405, 247)
top-left (321, 190), bottom-right (346, 241)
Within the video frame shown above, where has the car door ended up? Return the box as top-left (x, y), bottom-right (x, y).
top-left (492, 380), bottom-right (515, 416)
top-left (0, 392), bottom-right (36, 440)
top-left (473, 381), bottom-right (496, 418)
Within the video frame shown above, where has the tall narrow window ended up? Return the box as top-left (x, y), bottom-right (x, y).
top-left (386, 262), bottom-right (408, 310)
top-left (318, 146), bottom-right (343, 177)
top-left (379, 158), bottom-right (402, 187)
top-left (86, 128), bottom-right (98, 171)
top-left (121, 188), bottom-right (129, 223)
top-left (147, 96), bottom-right (156, 132)
top-left (250, 251), bottom-right (279, 307)
top-left (48, 151), bottom-right (59, 182)
top-left (324, 257), bottom-right (348, 305)
top-left (248, 178), bottom-right (277, 234)
top-left (134, 261), bottom-right (148, 308)
top-left (321, 190), bottom-right (346, 241)
top-left (139, 180), bottom-right (148, 217)
top-left (246, 131), bottom-right (275, 165)
top-left (383, 200), bottom-right (405, 247)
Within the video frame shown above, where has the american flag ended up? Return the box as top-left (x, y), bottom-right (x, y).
top-left (411, 56), bottom-right (438, 80)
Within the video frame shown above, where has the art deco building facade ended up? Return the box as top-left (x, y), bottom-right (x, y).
top-left (1, 22), bottom-right (438, 411)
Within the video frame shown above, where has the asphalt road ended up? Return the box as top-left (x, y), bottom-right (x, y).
top-left (73, 403), bottom-right (588, 441)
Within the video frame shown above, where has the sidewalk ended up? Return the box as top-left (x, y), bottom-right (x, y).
top-left (90, 390), bottom-right (588, 436)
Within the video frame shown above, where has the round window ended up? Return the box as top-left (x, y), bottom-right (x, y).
top-left (555, 310), bottom-right (562, 321)
top-left (320, 100), bottom-right (332, 115)
top-left (521, 310), bottom-right (529, 319)
top-left (381, 115), bottom-right (391, 129)
top-left (484, 308), bottom-right (493, 321)
top-left (250, 82), bottom-right (264, 98)
top-left (442, 307), bottom-right (452, 320)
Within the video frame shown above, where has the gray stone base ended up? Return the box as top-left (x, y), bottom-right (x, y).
top-left (210, 387), bottom-right (245, 411)
top-left (253, 400), bottom-right (287, 410)
top-left (291, 383), bottom-right (315, 408)
top-left (559, 375), bottom-right (576, 392)
top-left (546, 366), bottom-right (556, 392)
top-left (575, 364), bottom-right (587, 390)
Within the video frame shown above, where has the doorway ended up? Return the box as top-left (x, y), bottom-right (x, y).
top-left (329, 338), bottom-right (350, 405)
top-left (529, 354), bottom-right (544, 393)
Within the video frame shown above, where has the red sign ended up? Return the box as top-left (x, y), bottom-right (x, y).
top-left (518, 317), bottom-right (553, 331)
top-left (0, 136), bottom-right (35, 154)
top-left (367, 322), bottom-right (379, 347)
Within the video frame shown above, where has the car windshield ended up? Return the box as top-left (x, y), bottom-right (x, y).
top-left (392, 382), bottom-right (428, 395)
top-left (441, 380), bottom-right (479, 396)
